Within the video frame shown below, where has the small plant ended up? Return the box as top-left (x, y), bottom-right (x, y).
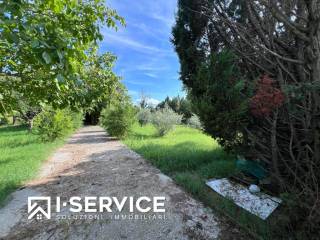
top-left (137, 108), bottom-right (152, 126)
top-left (33, 107), bottom-right (81, 141)
top-left (100, 103), bottom-right (135, 138)
top-left (186, 115), bottom-right (202, 129)
top-left (151, 106), bottom-right (182, 136)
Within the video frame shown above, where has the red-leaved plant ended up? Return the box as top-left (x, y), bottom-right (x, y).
top-left (250, 75), bottom-right (285, 117)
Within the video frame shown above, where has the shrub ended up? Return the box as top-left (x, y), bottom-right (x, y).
top-left (70, 110), bottom-right (84, 129)
top-left (189, 51), bottom-right (250, 151)
top-left (100, 103), bottom-right (135, 138)
top-left (151, 107), bottom-right (182, 136)
top-left (137, 108), bottom-right (152, 126)
top-left (186, 115), bottom-right (202, 129)
top-left (33, 108), bottom-right (81, 141)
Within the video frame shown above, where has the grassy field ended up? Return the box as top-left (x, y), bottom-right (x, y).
top-left (124, 124), bottom-right (274, 239)
top-left (0, 125), bottom-right (65, 205)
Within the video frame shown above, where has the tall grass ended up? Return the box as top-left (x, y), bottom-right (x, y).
top-left (0, 125), bottom-right (65, 205)
top-left (125, 124), bottom-right (235, 176)
top-left (124, 124), bottom-right (273, 239)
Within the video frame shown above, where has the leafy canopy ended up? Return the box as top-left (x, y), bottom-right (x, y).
top-left (0, 0), bottom-right (124, 113)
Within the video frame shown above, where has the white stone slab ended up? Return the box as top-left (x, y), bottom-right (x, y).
top-left (206, 178), bottom-right (281, 220)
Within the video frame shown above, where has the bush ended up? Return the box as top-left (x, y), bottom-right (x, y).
top-left (137, 108), bottom-right (152, 126)
top-left (189, 51), bottom-right (250, 151)
top-left (151, 107), bottom-right (182, 136)
top-left (33, 108), bottom-right (82, 141)
top-left (70, 110), bottom-right (84, 129)
top-left (186, 115), bottom-right (202, 129)
top-left (100, 103), bottom-right (135, 138)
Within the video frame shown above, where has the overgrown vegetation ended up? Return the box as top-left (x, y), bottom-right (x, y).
top-left (173, 0), bottom-right (320, 237)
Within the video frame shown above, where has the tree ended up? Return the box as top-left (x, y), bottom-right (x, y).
top-left (173, 0), bottom-right (320, 236)
top-left (0, 0), bottom-right (124, 112)
top-left (77, 52), bottom-right (124, 124)
top-left (139, 91), bottom-right (149, 109)
top-left (189, 50), bottom-right (249, 150)
top-left (157, 96), bottom-right (193, 122)
top-left (152, 106), bottom-right (182, 136)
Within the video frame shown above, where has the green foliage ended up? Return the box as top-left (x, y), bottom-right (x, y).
top-left (33, 108), bottom-right (81, 141)
top-left (172, 32), bottom-right (250, 150)
top-left (0, 0), bottom-right (124, 113)
top-left (192, 51), bottom-right (250, 150)
top-left (70, 111), bottom-right (84, 130)
top-left (172, 1), bottom-right (251, 151)
top-left (79, 53), bottom-right (126, 124)
top-left (78, 53), bottom-right (123, 111)
top-left (157, 96), bottom-right (192, 122)
top-left (137, 108), bottom-right (152, 126)
top-left (100, 102), bottom-right (135, 138)
top-left (151, 106), bottom-right (182, 136)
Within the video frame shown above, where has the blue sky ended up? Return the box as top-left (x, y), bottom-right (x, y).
top-left (100, 0), bottom-right (183, 105)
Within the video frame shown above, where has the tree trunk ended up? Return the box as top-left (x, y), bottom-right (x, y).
top-left (309, 17), bottom-right (320, 164)
top-left (28, 118), bottom-right (33, 131)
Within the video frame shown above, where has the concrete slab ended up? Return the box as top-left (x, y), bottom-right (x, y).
top-left (206, 178), bottom-right (281, 220)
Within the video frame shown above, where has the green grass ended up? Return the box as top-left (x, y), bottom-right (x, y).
top-left (124, 124), bottom-right (274, 239)
top-left (0, 125), bottom-right (66, 205)
top-left (125, 124), bottom-right (236, 177)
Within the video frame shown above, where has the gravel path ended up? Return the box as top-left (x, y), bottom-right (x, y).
top-left (0, 126), bottom-right (243, 240)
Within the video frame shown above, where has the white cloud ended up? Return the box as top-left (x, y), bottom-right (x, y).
top-left (150, 13), bottom-right (175, 29)
top-left (101, 1), bottom-right (182, 101)
top-left (144, 73), bottom-right (157, 78)
top-left (103, 33), bottom-right (171, 55)
top-left (136, 64), bottom-right (168, 72)
top-left (120, 59), bottom-right (171, 79)
top-left (129, 22), bottom-right (166, 41)
top-left (147, 98), bottom-right (161, 106)
top-left (136, 97), bottom-right (160, 107)
top-left (123, 79), bottom-right (154, 86)
top-left (135, 0), bottom-right (177, 29)
top-left (128, 90), bottom-right (138, 96)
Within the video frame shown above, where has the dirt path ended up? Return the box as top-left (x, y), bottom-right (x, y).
top-left (0, 126), bottom-right (243, 240)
